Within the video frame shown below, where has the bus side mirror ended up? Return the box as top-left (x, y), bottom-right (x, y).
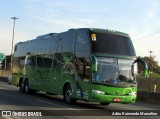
top-left (90, 55), bottom-right (98, 73)
top-left (132, 57), bottom-right (148, 76)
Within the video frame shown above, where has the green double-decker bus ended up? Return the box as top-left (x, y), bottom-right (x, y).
top-left (12, 28), bottom-right (148, 105)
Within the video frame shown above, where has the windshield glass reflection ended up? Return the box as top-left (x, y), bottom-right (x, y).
top-left (92, 58), bottom-right (137, 87)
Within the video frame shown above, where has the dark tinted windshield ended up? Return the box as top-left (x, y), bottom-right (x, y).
top-left (91, 32), bottom-right (135, 56)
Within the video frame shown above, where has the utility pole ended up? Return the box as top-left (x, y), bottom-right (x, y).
top-left (11, 17), bottom-right (19, 70)
top-left (148, 51), bottom-right (153, 92)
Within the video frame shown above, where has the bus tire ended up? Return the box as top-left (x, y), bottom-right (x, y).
top-left (24, 80), bottom-right (29, 94)
top-left (100, 102), bottom-right (110, 105)
top-left (19, 81), bottom-right (25, 93)
top-left (29, 89), bottom-right (37, 94)
top-left (64, 85), bottom-right (76, 103)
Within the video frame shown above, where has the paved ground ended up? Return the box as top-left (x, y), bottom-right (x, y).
top-left (0, 77), bottom-right (160, 119)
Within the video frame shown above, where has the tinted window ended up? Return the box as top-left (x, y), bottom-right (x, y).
top-left (75, 30), bottom-right (90, 52)
top-left (37, 55), bottom-right (53, 68)
top-left (91, 33), bottom-right (135, 56)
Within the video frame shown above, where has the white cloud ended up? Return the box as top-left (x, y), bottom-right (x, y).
top-left (1, 0), bottom-right (160, 62)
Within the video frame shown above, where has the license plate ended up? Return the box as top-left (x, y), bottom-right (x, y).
top-left (113, 98), bottom-right (121, 102)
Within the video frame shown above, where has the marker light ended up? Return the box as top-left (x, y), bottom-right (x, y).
top-left (129, 92), bottom-right (137, 96)
top-left (92, 90), bottom-right (105, 94)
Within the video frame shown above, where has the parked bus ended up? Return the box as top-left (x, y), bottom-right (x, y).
top-left (12, 28), bottom-right (148, 105)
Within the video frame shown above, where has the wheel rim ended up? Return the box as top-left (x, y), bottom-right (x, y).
top-left (66, 89), bottom-right (72, 102)
top-left (20, 83), bottom-right (24, 92)
top-left (25, 84), bottom-right (28, 93)
top-left (25, 81), bottom-right (29, 93)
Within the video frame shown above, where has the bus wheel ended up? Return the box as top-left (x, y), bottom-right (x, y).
top-left (19, 81), bottom-right (25, 93)
top-left (24, 80), bottom-right (29, 94)
top-left (100, 102), bottom-right (110, 105)
top-left (64, 85), bottom-right (76, 103)
top-left (29, 89), bottom-right (37, 94)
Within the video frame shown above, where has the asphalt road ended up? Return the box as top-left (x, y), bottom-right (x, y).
top-left (0, 77), bottom-right (160, 119)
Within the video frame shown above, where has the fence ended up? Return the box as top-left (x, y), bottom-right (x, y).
top-left (137, 76), bottom-right (160, 105)
top-left (138, 77), bottom-right (160, 93)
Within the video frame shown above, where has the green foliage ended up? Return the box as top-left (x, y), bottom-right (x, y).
top-left (138, 56), bottom-right (160, 82)
top-left (138, 56), bottom-right (160, 74)
top-left (1, 55), bottom-right (11, 70)
top-left (151, 72), bottom-right (160, 80)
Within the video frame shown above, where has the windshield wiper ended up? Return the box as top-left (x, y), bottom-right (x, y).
top-left (100, 79), bottom-right (136, 87)
top-left (101, 79), bottom-right (120, 86)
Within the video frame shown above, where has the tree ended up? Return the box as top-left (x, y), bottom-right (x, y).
top-left (2, 55), bottom-right (11, 70)
top-left (138, 56), bottom-right (160, 74)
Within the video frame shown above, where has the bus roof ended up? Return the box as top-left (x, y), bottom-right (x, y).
top-left (68, 28), bottom-right (129, 37)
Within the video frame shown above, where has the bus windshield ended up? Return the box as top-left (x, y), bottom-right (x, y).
top-left (92, 58), bottom-right (137, 87)
top-left (91, 32), bottom-right (136, 56)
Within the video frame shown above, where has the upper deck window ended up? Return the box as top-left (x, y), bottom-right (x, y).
top-left (91, 32), bottom-right (135, 56)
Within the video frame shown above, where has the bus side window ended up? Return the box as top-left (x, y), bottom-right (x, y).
top-left (31, 56), bottom-right (36, 67)
top-left (43, 57), bottom-right (53, 68)
top-left (75, 58), bottom-right (84, 79)
top-left (26, 56), bottom-right (36, 66)
top-left (84, 60), bottom-right (91, 80)
top-left (36, 55), bottom-right (45, 67)
top-left (75, 58), bottom-right (91, 81)
top-left (53, 58), bottom-right (58, 67)
top-left (14, 45), bottom-right (17, 51)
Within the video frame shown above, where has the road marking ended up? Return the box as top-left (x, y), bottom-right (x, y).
top-left (35, 99), bottom-right (75, 110)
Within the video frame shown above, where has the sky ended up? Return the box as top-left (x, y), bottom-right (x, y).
top-left (0, 0), bottom-right (160, 63)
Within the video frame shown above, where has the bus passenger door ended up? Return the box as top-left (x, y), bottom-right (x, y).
top-left (74, 29), bottom-right (92, 101)
top-left (75, 57), bottom-right (92, 101)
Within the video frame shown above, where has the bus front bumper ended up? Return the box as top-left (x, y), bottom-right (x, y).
top-left (92, 93), bottom-right (137, 104)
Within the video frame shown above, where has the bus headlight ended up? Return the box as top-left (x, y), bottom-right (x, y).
top-left (92, 90), bottom-right (105, 94)
top-left (129, 92), bottom-right (137, 96)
